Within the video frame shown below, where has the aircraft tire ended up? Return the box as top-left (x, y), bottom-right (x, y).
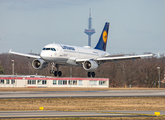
top-left (54, 71), bottom-right (57, 76)
top-left (92, 72), bottom-right (95, 77)
top-left (58, 71), bottom-right (62, 77)
top-left (87, 72), bottom-right (91, 77)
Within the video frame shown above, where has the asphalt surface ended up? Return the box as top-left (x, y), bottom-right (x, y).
top-left (0, 90), bottom-right (165, 99)
top-left (0, 110), bottom-right (163, 118)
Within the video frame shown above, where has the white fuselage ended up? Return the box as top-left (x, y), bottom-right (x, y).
top-left (40, 43), bottom-right (110, 66)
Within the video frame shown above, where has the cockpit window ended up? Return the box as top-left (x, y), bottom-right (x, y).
top-left (51, 48), bottom-right (56, 51)
top-left (42, 48), bottom-right (56, 51)
top-left (46, 48), bottom-right (50, 50)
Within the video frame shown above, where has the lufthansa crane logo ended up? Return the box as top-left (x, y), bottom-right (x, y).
top-left (103, 30), bottom-right (107, 43)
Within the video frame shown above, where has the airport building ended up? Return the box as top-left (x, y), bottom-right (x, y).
top-left (0, 75), bottom-right (109, 88)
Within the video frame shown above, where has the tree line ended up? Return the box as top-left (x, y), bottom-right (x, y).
top-left (0, 53), bottom-right (164, 88)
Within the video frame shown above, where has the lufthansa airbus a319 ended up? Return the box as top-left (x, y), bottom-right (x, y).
top-left (9, 22), bottom-right (154, 77)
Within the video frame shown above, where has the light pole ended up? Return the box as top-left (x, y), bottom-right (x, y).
top-left (11, 60), bottom-right (14, 75)
top-left (157, 67), bottom-right (160, 88)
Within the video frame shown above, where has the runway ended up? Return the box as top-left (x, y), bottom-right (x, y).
top-left (0, 90), bottom-right (165, 99)
top-left (0, 110), bottom-right (163, 118)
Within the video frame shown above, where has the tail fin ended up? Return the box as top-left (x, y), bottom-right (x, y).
top-left (94, 22), bottom-right (109, 51)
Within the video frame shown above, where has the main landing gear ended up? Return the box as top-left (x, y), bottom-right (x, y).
top-left (54, 71), bottom-right (62, 77)
top-left (50, 63), bottom-right (62, 77)
top-left (87, 72), bottom-right (95, 77)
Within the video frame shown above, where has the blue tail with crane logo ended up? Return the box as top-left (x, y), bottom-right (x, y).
top-left (94, 22), bottom-right (109, 51)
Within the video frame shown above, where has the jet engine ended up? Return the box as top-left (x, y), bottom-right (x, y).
top-left (32, 59), bottom-right (48, 70)
top-left (83, 60), bottom-right (98, 71)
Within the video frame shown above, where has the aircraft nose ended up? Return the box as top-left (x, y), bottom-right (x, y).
top-left (40, 51), bottom-right (47, 59)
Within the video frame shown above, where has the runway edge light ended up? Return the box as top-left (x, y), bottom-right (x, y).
top-left (154, 112), bottom-right (160, 117)
top-left (39, 107), bottom-right (44, 111)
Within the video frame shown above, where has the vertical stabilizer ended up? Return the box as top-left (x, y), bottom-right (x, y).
top-left (94, 22), bottom-right (109, 51)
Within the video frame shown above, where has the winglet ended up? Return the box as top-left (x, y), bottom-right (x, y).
top-left (157, 52), bottom-right (160, 58)
top-left (9, 49), bottom-right (12, 53)
top-left (153, 52), bottom-right (160, 58)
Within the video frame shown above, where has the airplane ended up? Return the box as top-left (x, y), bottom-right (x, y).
top-left (9, 22), bottom-right (154, 77)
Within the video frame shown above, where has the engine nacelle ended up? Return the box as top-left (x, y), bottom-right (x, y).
top-left (83, 60), bottom-right (98, 71)
top-left (32, 59), bottom-right (48, 70)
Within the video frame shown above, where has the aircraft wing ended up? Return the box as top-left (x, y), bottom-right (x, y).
top-left (75, 54), bottom-right (154, 62)
top-left (9, 49), bottom-right (40, 59)
top-left (96, 54), bottom-right (153, 61)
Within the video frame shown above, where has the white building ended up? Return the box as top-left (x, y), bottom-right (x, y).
top-left (0, 75), bottom-right (109, 88)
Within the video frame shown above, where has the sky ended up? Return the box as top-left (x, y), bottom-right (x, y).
top-left (0, 0), bottom-right (165, 55)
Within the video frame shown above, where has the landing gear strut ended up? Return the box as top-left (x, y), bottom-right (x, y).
top-left (50, 63), bottom-right (54, 74)
top-left (87, 72), bottom-right (95, 77)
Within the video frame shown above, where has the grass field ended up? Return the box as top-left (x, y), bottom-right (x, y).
top-left (0, 97), bottom-right (165, 111)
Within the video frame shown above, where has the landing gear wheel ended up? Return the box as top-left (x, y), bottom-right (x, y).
top-left (92, 72), bottom-right (95, 77)
top-left (54, 71), bottom-right (57, 76)
top-left (88, 72), bottom-right (91, 77)
top-left (58, 71), bottom-right (62, 77)
top-left (52, 64), bottom-right (62, 77)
